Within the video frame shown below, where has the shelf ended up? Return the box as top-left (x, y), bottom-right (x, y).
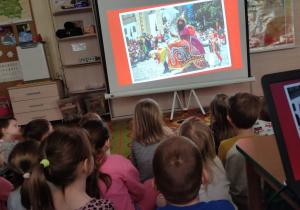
top-left (100, 112), bottom-right (110, 116)
top-left (63, 60), bottom-right (101, 68)
top-left (53, 6), bottom-right (92, 16)
top-left (58, 34), bottom-right (97, 42)
top-left (68, 87), bottom-right (106, 94)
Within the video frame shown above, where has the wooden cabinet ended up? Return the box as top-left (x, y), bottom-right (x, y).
top-left (48, 0), bottom-right (110, 118)
top-left (49, 1), bottom-right (107, 93)
top-left (8, 81), bottom-right (64, 125)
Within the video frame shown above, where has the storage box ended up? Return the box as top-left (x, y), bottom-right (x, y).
top-left (58, 96), bottom-right (86, 121)
top-left (84, 95), bottom-right (108, 115)
top-left (81, 25), bottom-right (95, 34)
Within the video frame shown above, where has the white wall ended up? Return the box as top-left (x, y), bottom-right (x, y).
top-left (30, 0), bottom-right (63, 79)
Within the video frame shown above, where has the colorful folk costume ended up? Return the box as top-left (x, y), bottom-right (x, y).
top-left (208, 29), bottom-right (222, 67)
top-left (149, 33), bottom-right (170, 74)
top-left (168, 17), bottom-right (207, 70)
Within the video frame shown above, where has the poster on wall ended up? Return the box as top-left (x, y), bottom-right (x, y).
top-left (0, 0), bottom-right (32, 25)
top-left (16, 23), bottom-right (32, 43)
top-left (248, 0), bottom-right (295, 53)
top-left (0, 26), bottom-right (16, 46)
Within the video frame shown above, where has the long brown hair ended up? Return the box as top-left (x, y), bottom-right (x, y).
top-left (22, 119), bottom-right (51, 141)
top-left (81, 119), bottom-right (112, 191)
top-left (29, 127), bottom-right (96, 210)
top-left (210, 93), bottom-right (236, 144)
top-left (133, 98), bottom-right (167, 146)
top-left (179, 117), bottom-right (221, 184)
top-left (8, 140), bottom-right (40, 209)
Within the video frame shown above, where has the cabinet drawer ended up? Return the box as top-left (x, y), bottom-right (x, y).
top-left (8, 83), bottom-right (59, 102)
top-left (15, 109), bottom-right (63, 125)
top-left (11, 96), bottom-right (60, 114)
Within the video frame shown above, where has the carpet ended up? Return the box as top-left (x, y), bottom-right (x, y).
top-left (107, 108), bottom-right (211, 159)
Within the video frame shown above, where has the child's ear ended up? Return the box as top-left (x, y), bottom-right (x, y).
top-left (82, 158), bottom-right (89, 173)
top-left (152, 178), bottom-right (159, 190)
top-left (226, 115), bottom-right (234, 126)
top-left (201, 169), bottom-right (209, 185)
top-left (1, 128), bottom-right (7, 135)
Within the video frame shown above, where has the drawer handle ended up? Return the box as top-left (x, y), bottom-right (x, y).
top-left (29, 104), bottom-right (44, 108)
top-left (26, 91), bottom-right (41, 95)
top-left (32, 115), bottom-right (46, 119)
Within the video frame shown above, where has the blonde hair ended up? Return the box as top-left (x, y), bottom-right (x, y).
top-left (133, 98), bottom-right (167, 146)
top-left (210, 93), bottom-right (236, 144)
top-left (179, 117), bottom-right (219, 184)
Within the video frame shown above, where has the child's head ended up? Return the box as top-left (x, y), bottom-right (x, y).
top-left (78, 112), bottom-right (102, 127)
top-left (8, 140), bottom-right (39, 209)
top-left (226, 92), bottom-right (260, 129)
top-left (259, 96), bottom-right (271, 121)
top-left (133, 98), bottom-right (166, 146)
top-left (210, 93), bottom-right (236, 141)
top-left (29, 127), bottom-right (94, 210)
top-left (153, 135), bottom-right (203, 205)
top-left (81, 119), bottom-right (112, 194)
top-left (0, 116), bottom-right (20, 139)
top-left (23, 119), bottom-right (53, 142)
top-left (210, 93), bottom-right (228, 125)
top-left (179, 117), bottom-right (215, 163)
top-left (81, 119), bottom-right (110, 153)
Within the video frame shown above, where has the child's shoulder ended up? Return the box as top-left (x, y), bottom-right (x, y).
top-left (107, 154), bottom-right (129, 162)
top-left (219, 136), bottom-right (238, 148)
top-left (157, 200), bottom-right (234, 210)
top-left (0, 176), bottom-right (13, 192)
top-left (201, 200), bottom-right (234, 209)
top-left (1, 140), bottom-right (18, 149)
top-left (104, 155), bottom-right (133, 170)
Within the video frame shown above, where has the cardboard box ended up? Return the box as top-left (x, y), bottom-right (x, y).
top-left (81, 25), bottom-right (95, 34)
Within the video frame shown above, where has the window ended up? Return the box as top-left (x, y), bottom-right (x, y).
top-left (133, 26), bottom-right (136, 32)
top-left (124, 28), bottom-right (127, 34)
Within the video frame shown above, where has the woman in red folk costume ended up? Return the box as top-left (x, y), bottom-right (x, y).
top-left (168, 15), bottom-right (207, 71)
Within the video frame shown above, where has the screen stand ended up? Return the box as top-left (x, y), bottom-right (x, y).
top-left (170, 89), bottom-right (206, 121)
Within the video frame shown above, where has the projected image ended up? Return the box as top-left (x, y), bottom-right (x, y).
top-left (284, 83), bottom-right (300, 138)
top-left (119, 0), bottom-right (231, 83)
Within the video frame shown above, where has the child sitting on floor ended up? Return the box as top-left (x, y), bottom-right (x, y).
top-left (0, 117), bottom-right (21, 176)
top-left (209, 93), bottom-right (236, 154)
top-left (7, 140), bottom-right (39, 210)
top-left (28, 127), bottom-right (114, 210)
top-left (153, 135), bottom-right (234, 210)
top-left (218, 92), bottom-right (260, 210)
top-left (82, 119), bottom-right (148, 210)
top-left (179, 117), bottom-right (235, 207)
top-left (131, 98), bottom-right (173, 183)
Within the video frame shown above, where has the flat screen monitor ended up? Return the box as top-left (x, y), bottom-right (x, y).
top-left (94, 0), bottom-right (254, 98)
top-left (262, 69), bottom-right (300, 196)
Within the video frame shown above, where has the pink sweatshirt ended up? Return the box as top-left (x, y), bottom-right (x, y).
top-left (98, 155), bottom-right (145, 210)
top-left (0, 177), bottom-right (13, 210)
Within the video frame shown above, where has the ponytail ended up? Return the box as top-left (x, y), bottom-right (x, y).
top-left (20, 178), bottom-right (31, 209)
top-left (29, 163), bottom-right (54, 210)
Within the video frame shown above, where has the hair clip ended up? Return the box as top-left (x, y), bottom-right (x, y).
top-left (40, 159), bottom-right (50, 168)
top-left (23, 172), bottom-right (30, 179)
